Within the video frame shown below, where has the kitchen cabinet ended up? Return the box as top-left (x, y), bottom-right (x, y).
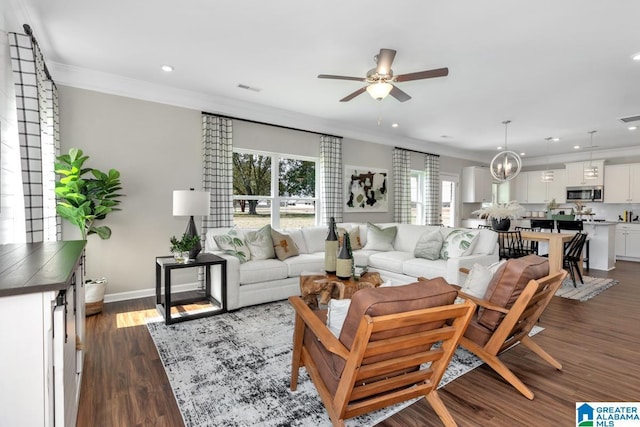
top-left (518, 169), bottom-right (566, 204)
top-left (604, 163), bottom-right (640, 203)
top-left (565, 160), bottom-right (605, 187)
top-left (0, 241), bottom-right (85, 427)
top-left (462, 166), bottom-right (492, 203)
top-left (494, 180), bottom-right (516, 204)
top-left (616, 223), bottom-right (640, 260)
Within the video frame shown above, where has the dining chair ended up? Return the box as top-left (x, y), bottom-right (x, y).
top-left (556, 220), bottom-right (589, 270)
top-left (497, 230), bottom-right (526, 259)
top-left (563, 232), bottom-right (588, 287)
top-left (530, 219), bottom-right (555, 231)
top-left (514, 226), bottom-right (539, 255)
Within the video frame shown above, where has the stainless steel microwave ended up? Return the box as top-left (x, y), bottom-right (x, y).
top-left (566, 186), bottom-right (603, 202)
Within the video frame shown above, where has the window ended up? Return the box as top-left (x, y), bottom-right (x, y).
top-left (410, 170), bottom-right (425, 225)
top-left (233, 149), bottom-right (318, 228)
top-left (441, 174), bottom-right (459, 227)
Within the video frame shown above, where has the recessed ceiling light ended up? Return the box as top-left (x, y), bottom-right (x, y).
top-left (632, 52), bottom-right (640, 61)
top-left (520, 152), bottom-right (526, 156)
top-left (391, 123), bottom-right (399, 128)
top-left (552, 137), bottom-right (560, 142)
top-left (628, 126), bottom-right (638, 130)
top-left (161, 65), bottom-right (174, 72)
top-left (574, 145), bottom-right (581, 149)
top-left (496, 146), bottom-right (503, 150)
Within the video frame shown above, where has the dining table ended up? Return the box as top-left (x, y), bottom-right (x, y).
top-left (519, 231), bottom-right (576, 274)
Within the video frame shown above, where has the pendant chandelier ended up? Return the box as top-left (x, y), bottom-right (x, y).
top-left (541, 137), bottom-right (554, 182)
top-left (584, 130), bottom-right (598, 180)
top-left (490, 120), bottom-right (522, 182)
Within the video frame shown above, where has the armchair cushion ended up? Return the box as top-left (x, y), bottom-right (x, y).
top-left (477, 254), bottom-right (549, 330)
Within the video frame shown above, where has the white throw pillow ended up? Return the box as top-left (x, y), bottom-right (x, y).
top-left (440, 229), bottom-right (480, 260)
top-left (363, 223), bottom-right (397, 251)
top-left (414, 229), bottom-right (444, 260)
top-left (326, 299), bottom-right (352, 337)
top-left (244, 225), bottom-right (275, 260)
top-left (213, 227), bottom-right (251, 263)
top-left (459, 260), bottom-right (506, 299)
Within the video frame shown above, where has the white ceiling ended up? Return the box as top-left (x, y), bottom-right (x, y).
top-left (5, 0), bottom-right (640, 164)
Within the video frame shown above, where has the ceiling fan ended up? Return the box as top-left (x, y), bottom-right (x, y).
top-left (318, 48), bottom-right (448, 102)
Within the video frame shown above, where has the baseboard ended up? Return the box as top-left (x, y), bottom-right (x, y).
top-left (103, 281), bottom-right (201, 303)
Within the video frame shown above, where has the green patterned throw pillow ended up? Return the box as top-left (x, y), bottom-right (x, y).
top-left (440, 229), bottom-right (480, 260)
top-left (213, 227), bottom-right (251, 263)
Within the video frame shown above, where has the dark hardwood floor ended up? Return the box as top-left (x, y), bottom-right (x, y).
top-left (76, 261), bottom-right (640, 427)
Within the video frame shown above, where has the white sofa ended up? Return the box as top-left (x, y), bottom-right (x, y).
top-left (205, 223), bottom-right (499, 310)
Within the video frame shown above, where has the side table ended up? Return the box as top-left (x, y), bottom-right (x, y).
top-left (155, 253), bottom-right (227, 325)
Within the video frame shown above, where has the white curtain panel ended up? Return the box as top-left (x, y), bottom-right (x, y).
top-left (320, 135), bottom-right (343, 224)
top-left (424, 154), bottom-right (441, 225)
top-left (202, 114), bottom-right (234, 231)
top-left (9, 32), bottom-right (60, 242)
top-left (393, 148), bottom-right (411, 224)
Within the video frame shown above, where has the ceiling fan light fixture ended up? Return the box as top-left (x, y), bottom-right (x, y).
top-left (366, 82), bottom-right (393, 100)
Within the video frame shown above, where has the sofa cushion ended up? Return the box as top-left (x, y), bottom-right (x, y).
top-left (300, 226), bottom-right (327, 254)
top-left (239, 259), bottom-right (288, 284)
top-left (440, 229), bottom-right (480, 260)
top-left (283, 228), bottom-right (308, 254)
top-left (414, 229), bottom-right (444, 260)
top-left (244, 224), bottom-right (275, 260)
top-left (401, 258), bottom-right (448, 279)
top-left (363, 223), bottom-right (397, 251)
top-left (271, 229), bottom-right (300, 260)
top-left (213, 227), bottom-right (251, 263)
top-left (459, 260), bottom-right (506, 299)
top-left (368, 251), bottom-right (415, 274)
top-left (394, 224), bottom-right (439, 253)
top-left (472, 229), bottom-right (499, 255)
top-left (284, 253), bottom-right (325, 277)
top-left (352, 249), bottom-right (380, 267)
top-left (477, 254), bottom-right (549, 330)
top-left (338, 226), bottom-right (362, 250)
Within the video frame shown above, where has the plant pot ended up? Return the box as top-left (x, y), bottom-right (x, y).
top-left (85, 278), bottom-right (107, 316)
top-left (491, 218), bottom-right (511, 231)
top-left (173, 251), bottom-right (190, 263)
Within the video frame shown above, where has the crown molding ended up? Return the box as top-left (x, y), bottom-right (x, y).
top-left (48, 61), bottom-right (480, 162)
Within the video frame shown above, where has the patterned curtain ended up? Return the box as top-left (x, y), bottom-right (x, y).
top-left (424, 154), bottom-right (441, 225)
top-left (393, 148), bottom-right (411, 223)
top-left (9, 32), bottom-right (60, 242)
top-left (320, 135), bottom-right (343, 224)
top-left (202, 114), bottom-right (234, 231)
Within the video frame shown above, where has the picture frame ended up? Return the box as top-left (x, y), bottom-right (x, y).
top-left (344, 165), bottom-right (388, 212)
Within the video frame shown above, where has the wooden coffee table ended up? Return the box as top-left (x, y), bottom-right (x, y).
top-left (299, 271), bottom-right (383, 309)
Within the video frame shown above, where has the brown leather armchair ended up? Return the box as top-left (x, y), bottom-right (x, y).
top-left (289, 277), bottom-right (475, 427)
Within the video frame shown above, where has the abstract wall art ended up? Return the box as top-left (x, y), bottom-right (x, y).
top-left (344, 165), bottom-right (388, 212)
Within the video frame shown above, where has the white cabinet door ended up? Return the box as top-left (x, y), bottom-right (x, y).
top-left (630, 164), bottom-right (640, 202)
top-left (514, 172), bottom-right (528, 203)
top-left (547, 169), bottom-right (567, 203)
top-left (625, 229), bottom-right (640, 258)
top-left (604, 164), bottom-right (630, 203)
top-left (566, 160), bottom-right (605, 186)
top-left (462, 167), bottom-right (492, 203)
top-left (615, 229), bottom-right (626, 257)
top-left (527, 172), bottom-right (547, 203)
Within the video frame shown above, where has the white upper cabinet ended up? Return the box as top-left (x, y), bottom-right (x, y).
top-left (604, 163), bottom-right (640, 203)
top-left (520, 169), bottom-right (567, 204)
top-left (462, 166), bottom-right (492, 203)
top-left (565, 160), bottom-right (605, 187)
top-left (547, 169), bottom-right (567, 203)
top-left (514, 172), bottom-right (529, 203)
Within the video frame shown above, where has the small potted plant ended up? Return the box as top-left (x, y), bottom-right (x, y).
top-left (170, 233), bottom-right (201, 263)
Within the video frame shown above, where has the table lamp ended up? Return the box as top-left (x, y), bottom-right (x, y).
top-left (173, 189), bottom-right (210, 259)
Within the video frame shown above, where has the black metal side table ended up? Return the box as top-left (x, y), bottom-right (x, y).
top-left (155, 253), bottom-right (227, 325)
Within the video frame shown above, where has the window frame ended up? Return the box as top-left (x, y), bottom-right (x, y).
top-left (410, 170), bottom-right (426, 225)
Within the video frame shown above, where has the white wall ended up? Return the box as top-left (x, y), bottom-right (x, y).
top-left (57, 85), bottom-right (480, 299)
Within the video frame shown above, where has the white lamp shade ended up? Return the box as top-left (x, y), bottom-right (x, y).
top-left (173, 190), bottom-right (210, 216)
top-left (366, 82), bottom-right (393, 100)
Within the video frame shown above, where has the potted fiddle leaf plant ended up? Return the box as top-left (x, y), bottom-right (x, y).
top-left (55, 148), bottom-right (124, 315)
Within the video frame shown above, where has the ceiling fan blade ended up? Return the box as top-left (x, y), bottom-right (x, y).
top-left (395, 67), bottom-right (449, 82)
top-left (340, 87), bottom-right (367, 102)
top-left (318, 74), bottom-right (366, 82)
top-left (389, 85), bottom-right (412, 102)
top-left (376, 49), bottom-right (397, 75)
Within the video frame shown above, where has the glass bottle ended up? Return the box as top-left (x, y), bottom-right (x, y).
top-left (336, 231), bottom-right (353, 280)
top-left (324, 217), bottom-right (338, 273)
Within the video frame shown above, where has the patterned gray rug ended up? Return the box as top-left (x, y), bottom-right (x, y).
top-left (146, 300), bottom-right (541, 427)
top-left (556, 275), bottom-right (619, 301)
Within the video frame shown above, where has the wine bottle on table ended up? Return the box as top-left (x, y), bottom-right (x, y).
top-left (336, 231), bottom-right (354, 280)
top-left (324, 217), bottom-right (338, 273)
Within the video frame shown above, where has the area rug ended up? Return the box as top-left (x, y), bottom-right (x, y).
top-left (147, 301), bottom-right (541, 427)
top-left (555, 275), bottom-right (619, 301)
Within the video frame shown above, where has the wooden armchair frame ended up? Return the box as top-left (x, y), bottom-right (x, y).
top-left (289, 296), bottom-right (475, 427)
top-left (456, 268), bottom-right (567, 399)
